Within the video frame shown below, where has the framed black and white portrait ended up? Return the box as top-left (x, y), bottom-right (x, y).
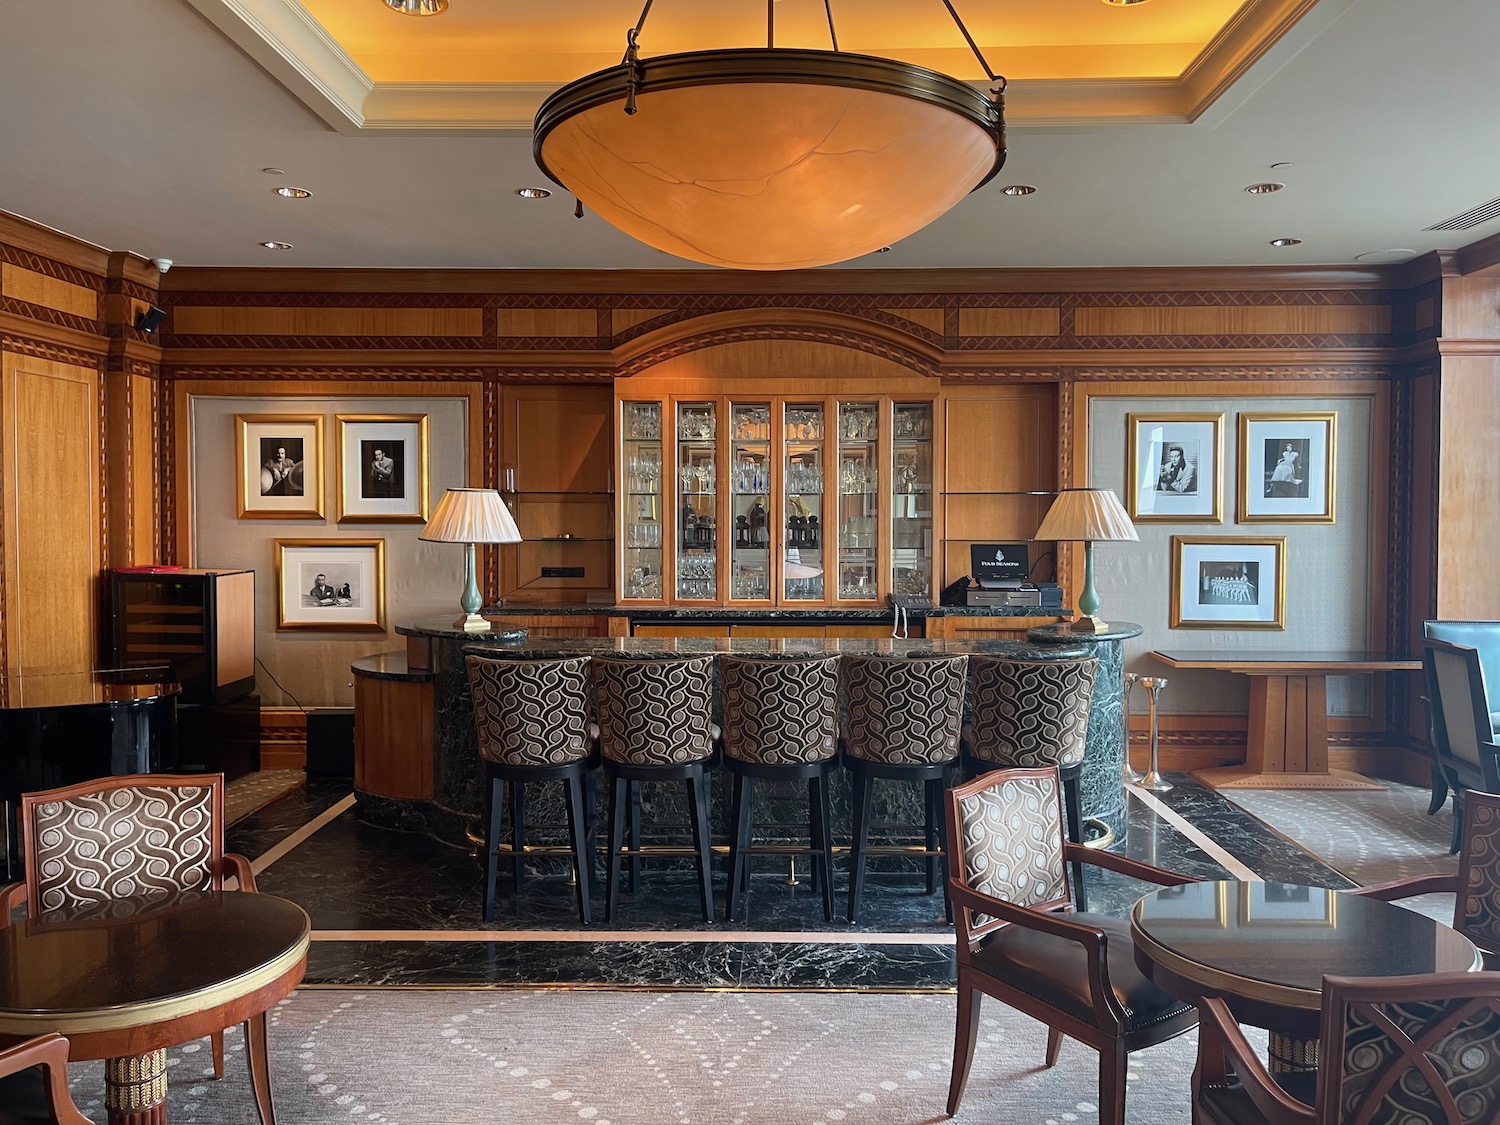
top-left (275, 538), bottom-right (386, 631)
top-left (1170, 535), bottom-right (1286, 629)
top-left (336, 415), bottom-right (429, 523)
top-left (1125, 413), bottom-right (1224, 523)
top-left (1238, 412), bottom-right (1336, 523)
top-left (236, 415), bottom-right (324, 519)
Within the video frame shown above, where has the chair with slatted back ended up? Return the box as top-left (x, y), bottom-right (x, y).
top-left (591, 654), bottom-right (719, 923)
top-left (945, 766), bottom-right (1200, 1125)
top-left (0, 774), bottom-right (268, 1121)
top-left (466, 653), bottom-right (600, 925)
top-left (1193, 971), bottom-right (1500, 1124)
top-left (0, 1033), bottom-right (93, 1125)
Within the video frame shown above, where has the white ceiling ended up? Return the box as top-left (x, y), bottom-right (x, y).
top-left (2, 0), bottom-right (1499, 272)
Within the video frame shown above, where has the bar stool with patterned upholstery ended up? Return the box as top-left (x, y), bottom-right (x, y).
top-left (591, 654), bottom-right (719, 923)
top-left (720, 653), bottom-right (841, 922)
top-left (963, 654), bottom-right (1098, 900)
top-left (466, 653), bottom-right (600, 925)
top-left (841, 653), bottom-right (969, 924)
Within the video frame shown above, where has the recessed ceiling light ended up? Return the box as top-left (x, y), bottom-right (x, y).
top-left (273, 186), bottom-right (312, 199)
top-left (383, 0), bottom-right (448, 14)
top-left (873, 246), bottom-right (892, 253)
top-left (516, 187), bottom-right (552, 199)
top-left (260, 241), bottom-right (294, 250)
top-left (1269, 238), bottom-right (1302, 247)
top-left (1101, 0), bottom-right (1152, 6)
top-left (261, 167), bottom-right (285, 176)
top-left (1000, 184), bottom-right (1037, 196)
top-left (1270, 162), bottom-right (1294, 170)
top-left (1244, 182), bottom-right (1285, 194)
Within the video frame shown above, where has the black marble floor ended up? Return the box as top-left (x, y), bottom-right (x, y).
top-left (226, 771), bottom-right (1349, 990)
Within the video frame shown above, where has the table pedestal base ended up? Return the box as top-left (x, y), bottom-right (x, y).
top-left (105, 1049), bottom-right (168, 1123)
top-left (1267, 1031), bottom-right (1319, 1074)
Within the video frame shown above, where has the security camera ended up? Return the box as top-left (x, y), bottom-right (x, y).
top-left (151, 258), bottom-right (173, 274)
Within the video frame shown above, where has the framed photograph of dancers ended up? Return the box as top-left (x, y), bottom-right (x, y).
top-left (1125, 413), bottom-right (1224, 523)
top-left (235, 414), bottom-right (325, 520)
top-left (1237, 411), bottom-right (1336, 523)
top-left (1170, 535), bottom-right (1286, 629)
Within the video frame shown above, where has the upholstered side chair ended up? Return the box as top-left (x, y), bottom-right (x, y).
top-left (0, 774), bottom-right (265, 1118)
top-left (1354, 787), bottom-right (1500, 966)
top-left (1192, 971), bottom-right (1500, 1124)
top-left (719, 653), bottom-right (841, 922)
top-left (842, 653), bottom-right (968, 924)
top-left (1422, 636), bottom-right (1500, 851)
top-left (592, 654), bottom-right (719, 923)
top-left (944, 766), bottom-right (1200, 1125)
top-left (0, 1033), bottom-right (94, 1125)
top-left (467, 653), bottom-right (600, 924)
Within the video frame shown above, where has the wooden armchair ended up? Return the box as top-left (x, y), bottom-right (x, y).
top-left (0, 1033), bottom-right (93, 1125)
top-left (1353, 787), bottom-right (1500, 965)
top-left (944, 766), bottom-right (1201, 1125)
top-left (1192, 971), bottom-right (1500, 1124)
top-left (0, 774), bottom-right (257, 1083)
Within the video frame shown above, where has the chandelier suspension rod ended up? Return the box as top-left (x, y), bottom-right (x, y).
top-left (767, 0), bottom-right (774, 48)
top-left (823, 0), bottom-right (839, 51)
top-left (940, 0), bottom-right (998, 84)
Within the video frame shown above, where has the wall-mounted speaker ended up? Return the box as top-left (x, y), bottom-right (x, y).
top-left (134, 305), bottom-right (167, 333)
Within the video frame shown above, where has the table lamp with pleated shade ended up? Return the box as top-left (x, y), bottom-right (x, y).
top-left (1033, 488), bottom-right (1138, 634)
top-left (419, 488), bottom-right (522, 632)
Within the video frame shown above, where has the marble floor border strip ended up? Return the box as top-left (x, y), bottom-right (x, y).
top-left (251, 794), bottom-right (356, 876)
top-left (1126, 783), bottom-right (1262, 882)
top-left (310, 929), bottom-right (957, 944)
top-left (295, 982), bottom-right (958, 994)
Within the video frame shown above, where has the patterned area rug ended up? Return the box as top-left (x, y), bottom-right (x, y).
top-left (1227, 781), bottom-right (1458, 921)
top-left (63, 988), bottom-right (1229, 1124)
top-left (224, 770), bottom-right (305, 825)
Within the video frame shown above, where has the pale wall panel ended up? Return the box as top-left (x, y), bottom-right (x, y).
top-left (1075, 305), bottom-right (1390, 337)
top-left (1, 264), bottom-right (97, 319)
top-left (2, 355), bottom-right (99, 676)
top-left (1090, 393), bottom-right (1374, 717)
top-left (172, 307), bottom-right (483, 337)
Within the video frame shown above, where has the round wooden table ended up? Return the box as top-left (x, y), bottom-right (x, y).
top-left (1131, 879), bottom-right (1481, 1072)
top-left (0, 889), bottom-right (309, 1124)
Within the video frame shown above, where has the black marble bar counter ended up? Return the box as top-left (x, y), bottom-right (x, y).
top-left (356, 618), bottom-right (1131, 851)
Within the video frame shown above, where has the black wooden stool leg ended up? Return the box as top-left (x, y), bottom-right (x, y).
top-left (482, 775), bottom-right (503, 923)
top-left (924, 779), bottom-right (942, 895)
top-left (847, 771), bottom-right (874, 923)
top-left (606, 775), bottom-right (627, 923)
top-left (686, 773), bottom-right (714, 923)
top-left (815, 774), bottom-right (835, 923)
top-left (806, 777), bottom-right (821, 894)
top-left (564, 774), bottom-right (593, 925)
top-left (725, 772), bottom-right (749, 922)
top-left (508, 781), bottom-right (527, 893)
top-left (627, 781), bottom-right (642, 893)
top-left (936, 768), bottom-right (953, 925)
top-left (1062, 770), bottom-right (1086, 910)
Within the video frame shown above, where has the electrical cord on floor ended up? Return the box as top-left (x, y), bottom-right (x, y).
top-left (255, 657), bottom-right (307, 713)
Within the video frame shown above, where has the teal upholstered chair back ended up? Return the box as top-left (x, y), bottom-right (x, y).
top-left (1425, 620), bottom-right (1500, 733)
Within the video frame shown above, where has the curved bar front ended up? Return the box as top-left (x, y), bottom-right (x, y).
top-left (355, 617), bottom-right (1119, 847)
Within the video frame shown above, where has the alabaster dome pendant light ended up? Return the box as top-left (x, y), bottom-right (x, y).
top-left (533, 1), bottom-right (1007, 271)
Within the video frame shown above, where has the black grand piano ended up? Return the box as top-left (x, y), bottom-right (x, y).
top-left (0, 667), bottom-right (178, 880)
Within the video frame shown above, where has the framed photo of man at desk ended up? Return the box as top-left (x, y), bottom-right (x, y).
top-left (235, 415), bottom-right (324, 519)
top-left (1238, 411), bottom-right (1336, 523)
top-left (275, 538), bottom-right (386, 631)
top-left (1170, 535), bottom-right (1286, 629)
top-left (1125, 413), bottom-right (1224, 522)
top-left (336, 414), bottom-right (429, 523)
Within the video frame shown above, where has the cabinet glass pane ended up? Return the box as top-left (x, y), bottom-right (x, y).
top-left (622, 402), bottom-right (664, 599)
top-left (675, 402), bottom-right (717, 600)
top-left (729, 402), bottom-right (772, 600)
top-left (783, 403), bottom-right (826, 601)
top-left (892, 402), bottom-right (934, 599)
top-left (836, 402), bottom-right (879, 601)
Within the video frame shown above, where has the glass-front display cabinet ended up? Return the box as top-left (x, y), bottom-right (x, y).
top-left (616, 394), bottom-right (938, 607)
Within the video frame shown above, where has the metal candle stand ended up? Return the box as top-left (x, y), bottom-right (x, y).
top-left (1138, 676), bottom-right (1172, 792)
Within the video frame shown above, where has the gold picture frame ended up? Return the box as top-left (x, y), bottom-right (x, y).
top-left (1237, 411), bottom-right (1337, 523)
top-left (235, 414), bottom-right (324, 520)
top-left (1125, 412), bottom-right (1224, 523)
top-left (335, 414), bottom-right (430, 523)
top-left (274, 538), bottom-right (386, 632)
top-left (1170, 535), bottom-right (1287, 630)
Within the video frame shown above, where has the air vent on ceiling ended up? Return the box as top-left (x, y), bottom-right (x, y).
top-left (1425, 195), bottom-right (1500, 231)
